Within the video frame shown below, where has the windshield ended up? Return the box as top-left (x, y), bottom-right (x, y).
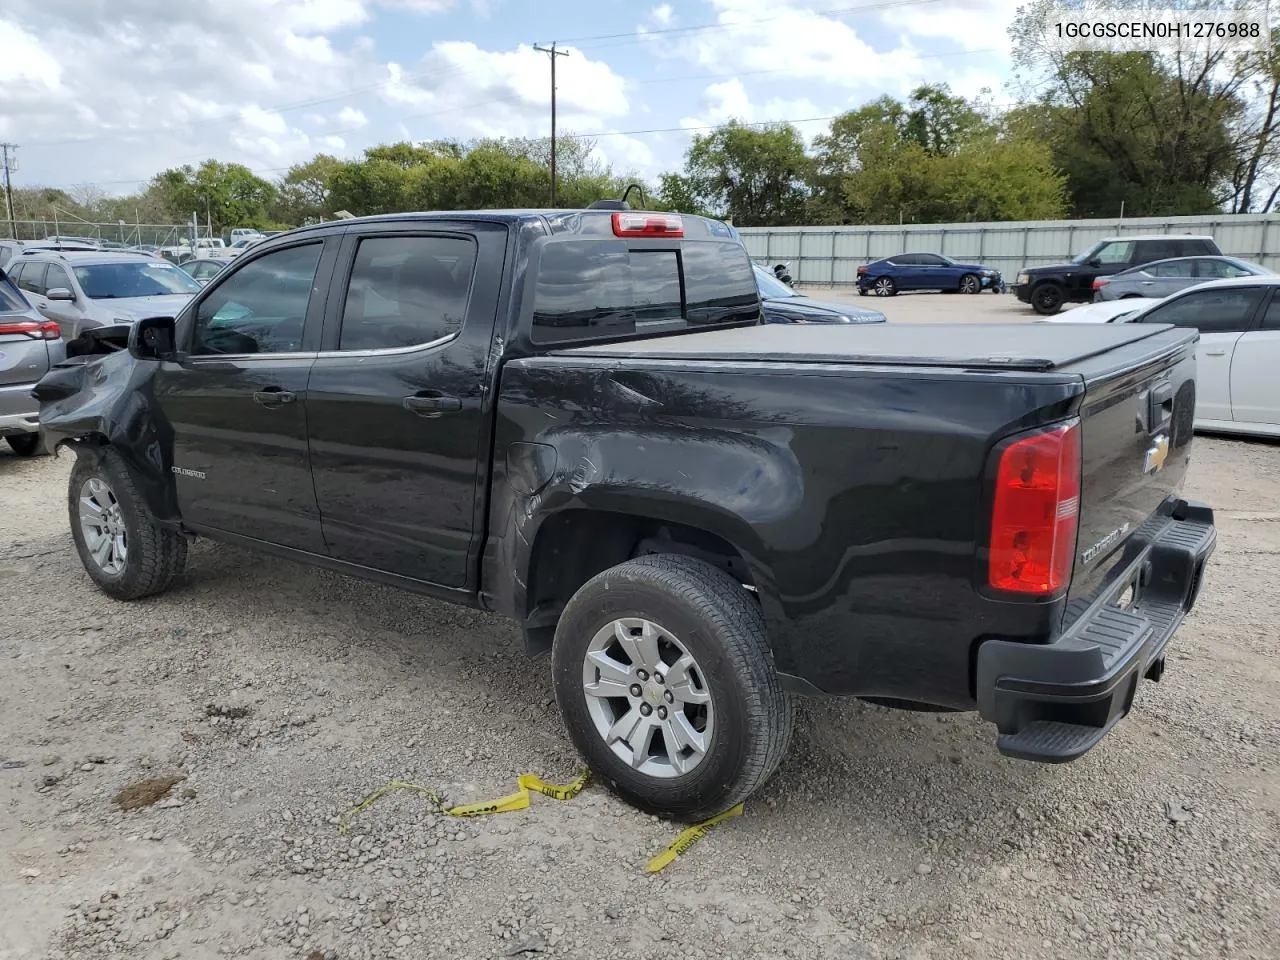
top-left (73, 261), bottom-right (202, 299)
top-left (753, 264), bottom-right (798, 298)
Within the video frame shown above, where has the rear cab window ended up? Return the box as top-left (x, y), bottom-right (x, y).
top-left (529, 226), bottom-right (760, 346)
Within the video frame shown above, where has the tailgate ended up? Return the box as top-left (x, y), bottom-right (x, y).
top-left (1065, 326), bottom-right (1198, 606)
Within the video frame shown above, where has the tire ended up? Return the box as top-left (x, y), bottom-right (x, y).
top-left (959, 273), bottom-right (981, 294)
top-left (68, 447), bottom-right (187, 600)
top-left (5, 433), bottom-right (42, 457)
top-left (552, 554), bottom-right (793, 822)
top-left (1031, 282), bottom-right (1065, 315)
top-left (872, 276), bottom-right (896, 297)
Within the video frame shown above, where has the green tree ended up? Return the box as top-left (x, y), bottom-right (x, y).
top-left (668, 121), bottom-right (812, 226)
top-left (1008, 0), bottom-right (1274, 215)
top-left (272, 154), bottom-right (343, 224)
top-left (150, 160), bottom-right (277, 230)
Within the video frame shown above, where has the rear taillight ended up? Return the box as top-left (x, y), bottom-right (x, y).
top-left (857, 265), bottom-right (867, 275)
top-left (987, 419), bottom-right (1081, 597)
top-left (612, 212), bottom-right (683, 238)
top-left (0, 319), bottom-right (60, 340)
top-left (1092, 278), bottom-right (1108, 290)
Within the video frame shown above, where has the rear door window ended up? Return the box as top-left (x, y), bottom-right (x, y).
top-left (338, 235), bottom-right (477, 351)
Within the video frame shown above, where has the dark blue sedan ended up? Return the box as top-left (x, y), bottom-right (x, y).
top-left (856, 253), bottom-right (1003, 297)
top-left (753, 266), bottom-right (885, 323)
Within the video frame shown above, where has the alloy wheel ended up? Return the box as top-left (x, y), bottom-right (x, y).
top-left (78, 477), bottom-right (128, 575)
top-left (581, 617), bottom-right (714, 778)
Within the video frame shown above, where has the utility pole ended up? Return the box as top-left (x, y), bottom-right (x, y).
top-left (1, 143), bottom-right (17, 240)
top-left (532, 42), bottom-right (569, 206)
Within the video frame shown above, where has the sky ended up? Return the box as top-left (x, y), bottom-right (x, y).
top-left (0, 0), bottom-right (1029, 196)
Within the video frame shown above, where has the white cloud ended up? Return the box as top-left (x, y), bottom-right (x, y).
top-left (652, 3), bottom-right (674, 26)
top-left (337, 106), bottom-right (369, 127)
top-left (379, 42), bottom-right (630, 141)
top-left (678, 78), bottom-right (823, 135)
top-left (643, 0), bottom-right (1009, 102)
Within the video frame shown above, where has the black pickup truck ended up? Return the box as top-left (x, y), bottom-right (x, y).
top-left (36, 206), bottom-right (1217, 821)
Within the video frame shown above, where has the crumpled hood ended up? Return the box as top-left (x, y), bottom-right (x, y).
top-left (762, 295), bottom-right (886, 324)
top-left (91, 294), bottom-right (193, 321)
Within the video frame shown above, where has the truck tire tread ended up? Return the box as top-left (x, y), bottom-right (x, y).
top-left (69, 447), bottom-right (187, 601)
top-left (553, 553), bottom-right (793, 822)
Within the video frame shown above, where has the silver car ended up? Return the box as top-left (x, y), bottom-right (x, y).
top-left (1094, 256), bottom-right (1269, 301)
top-left (6, 250), bottom-right (202, 339)
top-left (0, 268), bottom-right (65, 456)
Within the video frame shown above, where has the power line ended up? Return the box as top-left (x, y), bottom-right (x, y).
top-left (545, 0), bottom-right (948, 48)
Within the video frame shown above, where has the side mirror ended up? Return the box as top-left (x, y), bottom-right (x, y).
top-left (129, 315), bottom-right (177, 362)
top-left (1087, 258), bottom-right (1102, 268)
top-left (46, 287), bottom-right (75, 302)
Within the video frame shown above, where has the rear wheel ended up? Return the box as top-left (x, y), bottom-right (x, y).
top-left (69, 448), bottom-right (187, 600)
top-left (872, 277), bottom-right (896, 297)
top-left (5, 434), bottom-right (42, 457)
top-left (552, 554), bottom-right (793, 822)
top-left (1031, 282), bottom-right (1065, 315)
top-left (959, 273), bottom-right (981, 294)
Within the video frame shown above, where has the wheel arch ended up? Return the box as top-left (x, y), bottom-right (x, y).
top-left (518, 504), bottom-right (764, 657)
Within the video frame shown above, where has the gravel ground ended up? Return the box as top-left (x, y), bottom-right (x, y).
top-left (2, 363), bottom-right (1278, 959)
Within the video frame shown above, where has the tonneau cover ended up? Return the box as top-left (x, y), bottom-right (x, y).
top-left (558, 322), bottom-right (1184, 372)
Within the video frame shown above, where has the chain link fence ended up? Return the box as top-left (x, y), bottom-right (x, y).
top-left (0, 220), bottom-right (214, 247)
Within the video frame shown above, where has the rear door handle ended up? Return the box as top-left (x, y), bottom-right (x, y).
top-left (403, 392), bottom-right (462, 416)
top-left (253, 387), bottom-right (296, 407)
top-left (1205, 349), bottom-right (1226, 356)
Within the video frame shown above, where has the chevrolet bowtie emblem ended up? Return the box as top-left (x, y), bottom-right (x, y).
top-left (1144, 433), bottom-right (1170, 474)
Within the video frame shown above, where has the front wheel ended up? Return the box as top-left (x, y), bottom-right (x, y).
top-left (69, 448), bottom-right (188, 600)
top-left (5, 434), bottom-right (42, 457)
top-left (552, 554), bottom-right (793, 822)
top-left (959, 273), bottom-right (981, 294)
top-left (1031, 282), bottom-right (1065, 315)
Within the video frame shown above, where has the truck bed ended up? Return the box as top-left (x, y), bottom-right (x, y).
top-left (560, 322), bottom-right (1185, 374)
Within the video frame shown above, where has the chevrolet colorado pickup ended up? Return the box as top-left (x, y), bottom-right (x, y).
top-left (35, 207), bottom-right (1218, 821)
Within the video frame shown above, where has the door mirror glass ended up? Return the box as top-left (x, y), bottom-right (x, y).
top-left (45, 287), bottom-right (75, 301)
top-left (1086, 258), bottom-right (1102, 268)
top-left (129, 315), bottom-right (177, 361)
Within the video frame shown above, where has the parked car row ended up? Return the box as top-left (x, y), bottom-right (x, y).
top-left (1044, 275), bottom-right (1280, 439)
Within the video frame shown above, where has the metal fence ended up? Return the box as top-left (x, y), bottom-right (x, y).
top-left (737, 212), bottom-right (1280, 285)
top-left (0, 220), bottom-right (213, 247)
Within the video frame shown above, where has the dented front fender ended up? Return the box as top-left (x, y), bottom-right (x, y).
top-left (37, 350), bottom-right (180, 525)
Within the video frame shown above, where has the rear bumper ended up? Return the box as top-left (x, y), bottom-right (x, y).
top-left (0, 382), bottom-right (42, 436)
top-left (976, 501), bottom-right (1216, 763)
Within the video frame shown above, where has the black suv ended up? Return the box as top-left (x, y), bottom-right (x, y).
top-left (1014, 235), bottom-right (1222, 315)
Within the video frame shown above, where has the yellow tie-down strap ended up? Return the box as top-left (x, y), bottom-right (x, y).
top-left (338, 771), bottom-right (743, 872)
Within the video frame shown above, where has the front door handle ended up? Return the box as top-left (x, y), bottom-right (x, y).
top-left (253, 387), bottom-right (296, 407)
top-left (403, 392), bottom-right (462, 416)
top-left (1140, 281), bottom-right (1154, 285)
top-left (1205, 349), bottom-right (1226, 357)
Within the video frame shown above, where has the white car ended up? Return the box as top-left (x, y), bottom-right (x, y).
top-left (1106, 276), bottom-right (1280, 439)
top-left (1038, 298), bottom-right (1165, 323)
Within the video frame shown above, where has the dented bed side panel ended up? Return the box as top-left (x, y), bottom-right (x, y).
top-left (485, 356), bottom-right (1084, 706)
top-left (37, 351), bottom-right (181, 524)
